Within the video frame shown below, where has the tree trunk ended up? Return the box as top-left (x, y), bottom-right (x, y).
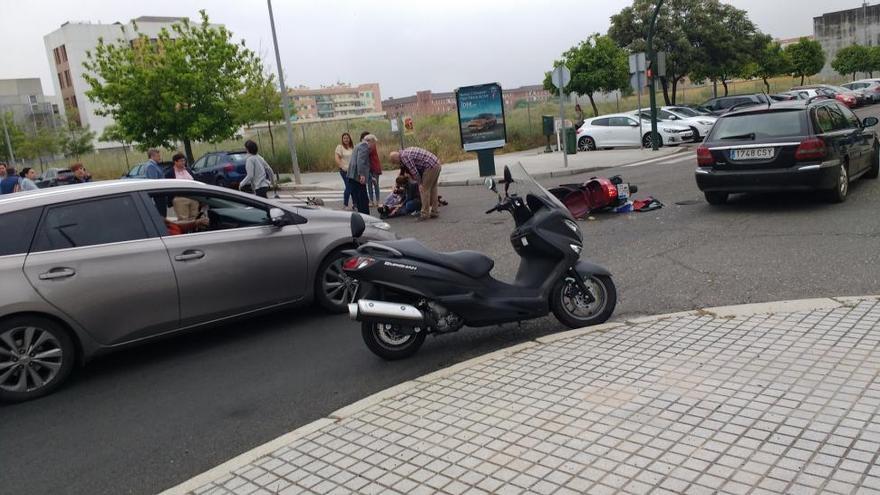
top-left (763, 77), bottom-right (770, 94)
top-left (267, 121), bottom-right (276, 158)
top-left (670, 78), bottom-right (679, 105)
top-left (800, 74), bottom-right (805, 86)
top-left (712, 80), bottom-right (718, 98)
top-left (587, 93), bottom-right (599, 117)
top-left (183, 138), bottom-right (194, 164)
top-left (660, 77), bottom-right (671, 106)
top-left (721, 78), bottom-right (729, 96)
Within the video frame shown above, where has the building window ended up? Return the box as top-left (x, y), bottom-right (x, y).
top-left (70, 95), bottom-right (78, 108)
top-left (58, 72), bottom-right (65, 89)
top-left (61, 45), bottom-right (68, 62)
top-left (54, 48), bottom-right (61, 65)
top-left (64, 70), bottom-right (72, 88)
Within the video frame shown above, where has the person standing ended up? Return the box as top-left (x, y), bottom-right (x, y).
top-left (18, 167), bottom-right (39, 191)
top-left (0, 162), bottom-right (7, 191)
top-left (144, 149), bottom-right (164, 179)
top-left (335, 133), bottom-right (354, 210)
top-left (167, 153), bottom-right (200, 221)
top-left (360, 131), bottom-right (382, 207)
top-left (240, 140), bottom-right (271, 198)
top-left (348, 134), bottom-right (376, 215)
top-left (0, 166), bottom-right (20, 194)
top-left (70, 163), bottom-right (91, 183)
top-left (390, 147), bottom-right (442, 221)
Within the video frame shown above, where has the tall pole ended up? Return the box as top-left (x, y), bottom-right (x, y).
top-left (647, 0), bottom-right (664, 151)
top-left (558, 93), bottom-right (568, 168)
top-left (267, 0), bottom-right (302, 184)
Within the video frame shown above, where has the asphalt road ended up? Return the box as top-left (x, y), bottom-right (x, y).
top-left (3, 104), bottom-right (880, 495)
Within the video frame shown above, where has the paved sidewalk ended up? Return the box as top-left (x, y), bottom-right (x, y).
top-left (280, 146), bottom-right (685, 191)
top-left (162, 296), bottom-right (880, 495)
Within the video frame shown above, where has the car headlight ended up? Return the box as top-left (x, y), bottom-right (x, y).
top-left (662, 128), bottom-right (677, 133)
top-left (369, 221), bottom-right (391, 231)
top-left (697, 120), bottom-right (714, 126)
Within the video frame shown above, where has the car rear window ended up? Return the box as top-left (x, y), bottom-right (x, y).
top-left (31, 195), bottom-right (149, 252)
top-left (0, 207), bottom-right (42, 256)
top-left (710, 110), bottom-right (807, 140)
top-left (227, 153), bottom-right (248, 163)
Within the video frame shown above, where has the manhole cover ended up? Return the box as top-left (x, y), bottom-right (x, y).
top-left (675, 200), bottom-right (700, 206)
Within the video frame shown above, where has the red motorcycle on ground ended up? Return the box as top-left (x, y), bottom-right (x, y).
top-left (549, 176), bottom-right (639, 218)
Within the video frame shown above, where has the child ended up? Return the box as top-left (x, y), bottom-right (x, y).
top-left (377, 175), bottom-right (410, 219)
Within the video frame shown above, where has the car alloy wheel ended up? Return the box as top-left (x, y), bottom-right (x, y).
top-left (0, 318), bottom-right (75, 402)
top-left (642, 133), bottom-right (662, 148)
top-left (316, 254), bottom-right (360, 313)
top-left (578, 136), bottom-right (596, 151)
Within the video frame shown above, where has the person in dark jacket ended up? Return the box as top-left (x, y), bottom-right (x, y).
top-left (347, 134), bottom-right (376, 214)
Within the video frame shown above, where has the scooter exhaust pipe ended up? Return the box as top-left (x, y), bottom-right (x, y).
top-left (348, 299), bottom-right (426, 326)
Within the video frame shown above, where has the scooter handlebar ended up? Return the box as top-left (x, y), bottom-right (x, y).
top-left (485, 205), bottom-right (499, 214)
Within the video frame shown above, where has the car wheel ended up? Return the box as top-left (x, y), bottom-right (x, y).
top-left (314, 249), bottom-right (360, 313)
top-left (704, 191), bottom-right (728, 205)
top-left (828, 163), bottom-right (849, 203)
top-left (578, 136), bottom-right (596, 151)
top-left (0, 316), bottom-right (75, 403)
top-left (867, 146), bottom-right (879, 179)
top-left (642, 132), bottom-right (663, 148)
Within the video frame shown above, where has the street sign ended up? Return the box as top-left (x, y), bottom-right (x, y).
top-left (628, 52), bottom-right (646, 74)
top-left (390, 118), bottom-right (399, 133)
top-left (551, 66), bottom-right (571, 89)
top-left (656, 51), bottom-right (667, 77)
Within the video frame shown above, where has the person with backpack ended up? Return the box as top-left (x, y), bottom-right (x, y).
top-left (240, 139), bottom-right (275, 198)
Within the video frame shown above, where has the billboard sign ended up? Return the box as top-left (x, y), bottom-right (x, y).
top-left (456, 83), bottom-right (507, 152)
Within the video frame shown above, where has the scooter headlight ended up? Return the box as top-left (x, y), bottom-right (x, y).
top-left (564, 219), bottom-right (580, 234)
top-left (370, 221), bottom-right (391, 231)
top-left (570, 244), bottom-right (582, 254)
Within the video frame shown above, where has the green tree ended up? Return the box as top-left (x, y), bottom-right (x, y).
top-left (0, 112), bottom-right (26, 164)
top-left (689, 1), bottom-right (761, 97)
top-left (17, 126), bottom-right (59, 165)
top-left (83, 11), bottom-right (263, 163)
top-left (234, 70), bottom-right (284, 158)
top-left (832, 44), bottom-right (871, 81)
top-left (99, 123), bottom-right (133, 170)
top-left (786, 37), bottom-right (826, 86)
top-left (58, 110), bottom-right (96, 159)
top-left (609, 0), bottom-right (702, 105)
top-left (545, 34), bottom-right (629, 116)
top-left (744, 37), bottom-right (792, 93)
top-left (870, 46), bottom-right (880, 77)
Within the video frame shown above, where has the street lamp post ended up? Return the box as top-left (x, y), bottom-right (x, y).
top-left (646, 0), bottom-right (665, 151)
top-left (267, 0), bottom-right (302, 184)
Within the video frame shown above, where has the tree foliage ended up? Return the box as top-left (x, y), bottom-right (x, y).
top-left (58, 110), bottom-right (96, 159)
top-left (0, 112), bottom-right (26, 163)
top-left (832, 44), bottom-right (871, 80)
top-left (742, 37), bottom-right (792, 93)
top-left (785, 38), bottom-right (826, 86)
top-left (234, 70), bottom-right (284, 157)
top-left (83, 11), bottom-right (264, 162)
top-left (689, 0), bottom-right (761, 96)
top-left (545, 34), bottom-right (629, 116)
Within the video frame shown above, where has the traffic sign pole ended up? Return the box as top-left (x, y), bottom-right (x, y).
top-left (551, 66), bottom-right (571, 168)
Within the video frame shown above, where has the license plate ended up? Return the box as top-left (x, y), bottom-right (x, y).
top-left (730, 148), bottom-right (774, 160)
top-left (617, 183), bottom-right (629, 200)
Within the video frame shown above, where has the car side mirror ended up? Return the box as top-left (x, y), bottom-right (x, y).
top-left (863, 116), bottom-right (879, 128)
top-left (269, 207), bottom-right (286, 227)
top-left (484, 177), bottom-right (497, 192)
top-left (350, 212), bottom-right (366, 239)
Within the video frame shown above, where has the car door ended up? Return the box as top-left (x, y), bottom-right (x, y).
top-left (836, 103), bottom-right (873, 174)
top-left (144, 189), bottom-right (308, 327)
top-left (22, 194), bottom-right (180, 346)
top-left (609, 117), bottom-right (641, 146)
top-left (190, 156), bottom-right (209, 183)
top-left (586, 118), bottom-right (611, 146)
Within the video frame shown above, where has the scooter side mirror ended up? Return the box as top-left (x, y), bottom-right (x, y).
top-left (503, 166), bottom-right (513, 196)
top-left (350, 212), bottom-right (366, 240)
top-left (484, 177), bottom-right (497, 192)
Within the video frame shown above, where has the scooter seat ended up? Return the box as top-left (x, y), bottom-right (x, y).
top-left (381, 239), bottom-right (494, 278)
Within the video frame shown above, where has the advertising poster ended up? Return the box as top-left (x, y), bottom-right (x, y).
top-left (456, 83), bottom-right (506, 152)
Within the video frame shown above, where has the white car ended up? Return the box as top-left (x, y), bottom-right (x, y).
top-left (656, 107), bottom-right (718, 140)
top-left (576, 112), bottom-right (694, 150)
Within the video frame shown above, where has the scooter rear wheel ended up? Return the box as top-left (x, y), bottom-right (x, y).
top-left (362, 322), bottom-right (427, 360)
top-left (551, 274), bottom-right (617, 329)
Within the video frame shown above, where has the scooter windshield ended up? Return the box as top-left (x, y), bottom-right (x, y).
top-left (504, 162), bottom-right (573, 218)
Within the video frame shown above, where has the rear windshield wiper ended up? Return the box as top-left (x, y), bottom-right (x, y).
top-left (719, 132), bottom-right (755, 140)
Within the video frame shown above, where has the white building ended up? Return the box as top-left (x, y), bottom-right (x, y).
top-left (43, 16), bottom-right (193, 150)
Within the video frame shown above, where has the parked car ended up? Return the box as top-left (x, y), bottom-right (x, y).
top-left (120, 161), bottom-right (173, 179)
top-left (701, 94), bottom-right (771, 115)
top-left (576, 113), bottom-right (694, 150)
top-left (842, 79), bottom-right (880, 103)
top-left (793, 85), bottom-right (861, 108)
top-left (649, 107), bottom-right (718, 140)
top-left (695, 99), bottom-right (879, 205)
top-left (34, 168), bottom-right (76, 189)
top-left (0, 179), bottom-right (395, 401)
top-left (770, 92), bottom-right (806, 101)
top-left (190, 151), bottom-right (249, 189)
top-left (467, 113), bottom-right (498, 131)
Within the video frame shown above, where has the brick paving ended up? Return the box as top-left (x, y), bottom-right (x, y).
top-left (177, 298), bottom-right (880, 495)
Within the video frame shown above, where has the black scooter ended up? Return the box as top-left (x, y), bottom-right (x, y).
top-left (342, 164), bottom-right (617, 360)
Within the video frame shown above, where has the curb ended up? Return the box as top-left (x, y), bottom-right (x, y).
top-left (157, 294), bottom-right (867, 495)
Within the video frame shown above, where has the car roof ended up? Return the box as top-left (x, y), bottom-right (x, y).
top-left (0, 179), bottom-right (226, 214)
top-left (720, 98), bottom-right (845, 118)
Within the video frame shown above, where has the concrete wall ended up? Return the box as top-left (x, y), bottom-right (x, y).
top-left (814, 4), bottom-right (880, 79)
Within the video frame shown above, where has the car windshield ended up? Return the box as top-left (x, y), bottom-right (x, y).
top-left (227, 153), bottom-right (248, 163)
top-left (670, 107), bottom-right (700, 117)
top-left (503, 162), bottom-right (571, 219)
top-left (711, 110), bottom-right (806, 140)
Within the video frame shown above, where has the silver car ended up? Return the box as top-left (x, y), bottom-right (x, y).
top-left (0, 180), bottom-right (395, 402)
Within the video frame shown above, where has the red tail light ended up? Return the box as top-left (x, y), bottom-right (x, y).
top-left (343, 256), bottom-right (376, 271)
top-left (795, 138), bottom-right (827, 161)
top-left (223, 163), bottom-right (234, 173)
top-left (696, 145), bottom-right (714, 166)
top-left (873, 86), bottom-right (880, 93)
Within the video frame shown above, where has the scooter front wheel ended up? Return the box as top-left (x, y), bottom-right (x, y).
top-left (362, 322), bottom-right (427, 360)
top-left (551, 274), bottom-right (617, 329)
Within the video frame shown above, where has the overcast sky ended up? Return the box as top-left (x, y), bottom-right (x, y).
top-left (0, 0), bottom-right (858, 99)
